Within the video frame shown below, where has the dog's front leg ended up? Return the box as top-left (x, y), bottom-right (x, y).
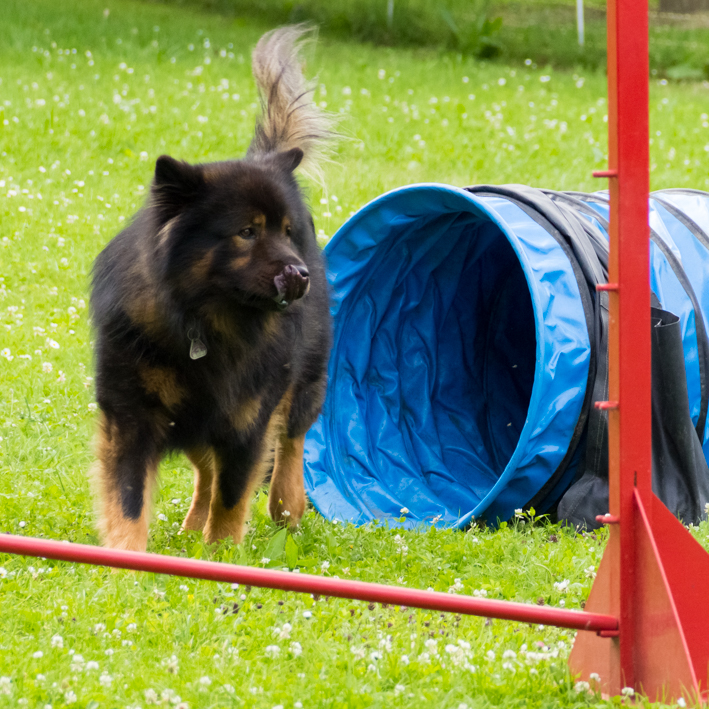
top-left (268, 432), bottom-right (306, 528)
top-left (182, 447), bottom-right (215, 532)
top-left (203, 432), bottom-right (269, 545)
top-left (91, 414), bottom-right (162, 552)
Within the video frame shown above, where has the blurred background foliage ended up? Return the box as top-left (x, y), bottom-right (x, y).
top-left (141, 0), bottom-right (709, 79)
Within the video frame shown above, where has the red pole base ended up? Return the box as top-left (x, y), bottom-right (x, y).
top-left (569, 490), bottom-right (709, 700)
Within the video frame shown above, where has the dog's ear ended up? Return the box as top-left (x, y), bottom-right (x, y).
top-left (151, 155), bottom-right (205, 223)
top-left (269, 147), bottom-right (304, 174)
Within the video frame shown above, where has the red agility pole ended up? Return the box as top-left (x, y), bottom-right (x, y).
top-left (0, 532), bottom-right (616, 632)
top-left (569, 0), bottom-right (709, 699)
top-left (3, 0), bottom-right (709, 701)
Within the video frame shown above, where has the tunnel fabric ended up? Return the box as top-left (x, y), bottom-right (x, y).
top-left (303, 184), bottom-right (709, 529)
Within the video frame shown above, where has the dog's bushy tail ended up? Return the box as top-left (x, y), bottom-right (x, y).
top-left (248, 25), bottom-right (337, 183)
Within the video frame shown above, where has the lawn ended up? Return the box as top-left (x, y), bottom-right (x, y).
top-left (1, 0), bottom-right (709, 706)
top-left (153, 0), bottom-right (709, 77)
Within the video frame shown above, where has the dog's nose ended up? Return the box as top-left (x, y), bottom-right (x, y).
top-left (273, 264), bottom-right (310, 309)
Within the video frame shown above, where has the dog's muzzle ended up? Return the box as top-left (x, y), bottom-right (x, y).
top-left (273, 264), bottom-right (310, 309)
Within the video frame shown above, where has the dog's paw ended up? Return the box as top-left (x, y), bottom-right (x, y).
top-left (202, 519), bottom-right (247, 546)
top-left (182, 508), bottom-right (209, 532)
top-left (268, 492), bottom-right (305, 528)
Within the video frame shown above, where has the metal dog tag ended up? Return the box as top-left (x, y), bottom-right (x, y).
top-left (189, 337), bottom-right (208, 360)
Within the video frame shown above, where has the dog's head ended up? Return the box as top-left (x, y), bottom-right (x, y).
top-left (150, 149), bottom-right (313, 312)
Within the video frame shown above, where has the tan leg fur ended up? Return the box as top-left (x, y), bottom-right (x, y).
top-left (91, 417), bottom-right (158, 552)
top-left (202, 446), bottom-right (271, 544)
top-left (268, 432), bottom-right (307, 528)
top-left (182, 448), bottom-right (215, 531)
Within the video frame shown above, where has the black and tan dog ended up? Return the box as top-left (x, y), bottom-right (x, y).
top-left (89, 26), bottom-right (335, 551)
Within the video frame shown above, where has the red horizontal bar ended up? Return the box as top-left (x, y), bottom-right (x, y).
top-left (0, 533), bottom-right (618, 632)
top-left (593, 169), bottom-right (618, 178)
top-left (595, 400), bottom-right (620, 410)
top-left (596, 514), bottom-right (620, 525)
top-left (596, 283), bottom-right (619, 292)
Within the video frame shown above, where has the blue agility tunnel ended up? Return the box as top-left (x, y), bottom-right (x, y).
top-left (303, 185), bottom-right (709, 529)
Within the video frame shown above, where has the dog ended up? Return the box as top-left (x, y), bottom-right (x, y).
top-left (89, 26), bottom-right (335, 552)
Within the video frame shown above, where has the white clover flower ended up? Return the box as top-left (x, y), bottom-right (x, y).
top-left (264, 646), bottom-right (280, 657)
top-left (321, 561), bottom-right (330, 572)
top-left (199, 676), bottom-right (212, 686)
top-left (105, 649), bottom-right (113, 656)
top-left (448, 578), bottom-right (464, 594)
top-left (418, 651), bottom-right (431, 664)
top-left (473, 589), bottom-right (488, 598)
top-left (289, 641), bottom-right (302, 657)
top-left (99, 672), bottom-right (112, 687)
top-left (589, 672), bottom-right (601, 682)
top-left (144, 688), bottom-right (159, 704)
top-left (553, 579), bottom-right (570, 593)
top-left (302, 610), bottom-right (312, 619)
top-left (159, 689), bottom-right (179, 704)
top-left (369, 651), bottom-right (382, 662)
top-left (0, 677), bottom-right (11, 695)
top-left (394, 684), bottom-right (405, 695)
top-left (32, 651), bottom-right (43, 659)
top-left (502, 649), bottom-right (516, 659)
top-left (400, 507), bottom-right (409, 514)
top-left (86, 661), bottom-right (99, 671)
top-left (157, 513), bottom-right (168, 522)
top-left (678, 698), bottom-right (687, 708)
top-left (574, 681), bottom-right (591, 693)
top-left (400, 654), bottom-right (409, 665)
top-left (486, 650), bottom-right (495, 661)
top-left (260, 557), bottom-right (271, 565)
top-left (127, 623), bottom-right (137, 631)
top-left (350, 646), bottom-right (365, 660)
top-left (88, 403), bottom-right (98, 412)
top-left (621, 687), bottom-right (635, 697)
top-left (94, 623), bottom-right (106, 633)
top-left (64, 690), bottom-right (77, 704)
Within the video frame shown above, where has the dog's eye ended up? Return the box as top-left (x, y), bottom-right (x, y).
top-left (239, 227), bottom-right (256, 239)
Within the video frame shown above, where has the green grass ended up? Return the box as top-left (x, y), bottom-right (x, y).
top-left (149, 0), bottom-right (709, 77)
top-left (2, 0), bottom-right (709, 706)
